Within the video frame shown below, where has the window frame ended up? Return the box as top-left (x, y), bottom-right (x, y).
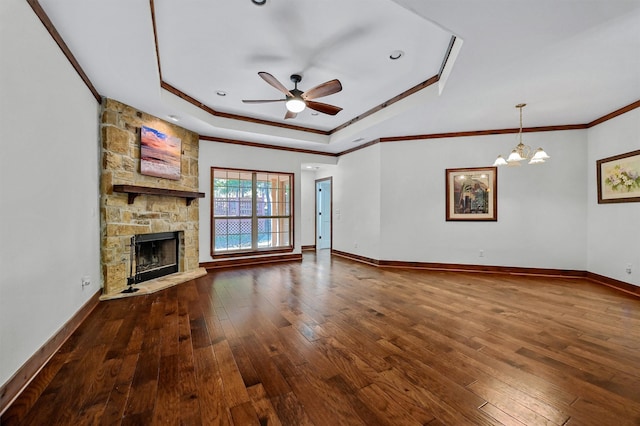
top-left (210, 167), bottom-right (294, 258)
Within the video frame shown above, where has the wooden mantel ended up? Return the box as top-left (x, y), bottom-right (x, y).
top-left (113, 185), bottom-right (205, 206)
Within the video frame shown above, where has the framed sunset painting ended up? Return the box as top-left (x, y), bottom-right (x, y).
top-left (140, 126), bottom-right (181, 180)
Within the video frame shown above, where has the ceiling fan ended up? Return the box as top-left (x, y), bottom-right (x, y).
top-left (242, 72), bottom-right (343, 119)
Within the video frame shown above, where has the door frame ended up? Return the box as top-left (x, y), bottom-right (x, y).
top-left (314, 177), bottom-right (333, 250)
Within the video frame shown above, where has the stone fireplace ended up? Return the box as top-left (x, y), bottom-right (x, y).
top-left (100, 99), bottom-right (206, 298)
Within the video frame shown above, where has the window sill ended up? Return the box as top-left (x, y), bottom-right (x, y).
top-left (211, 246), bottom-right (294, 259)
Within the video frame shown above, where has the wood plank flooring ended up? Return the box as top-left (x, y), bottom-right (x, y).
top-left (3, 251), bottom-right (640, 425)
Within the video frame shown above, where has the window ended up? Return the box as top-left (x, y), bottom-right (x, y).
top-left (211, 168), bottom-right (293, 256)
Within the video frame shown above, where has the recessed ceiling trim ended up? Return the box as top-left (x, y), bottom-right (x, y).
top-left (438, 35), bottom-right (462, 95)
top-left (380, 124), bottom-right (589, 143)
top-left (330, 74), bottom-right (439, 135)
top-left (148, 2), bottom-right (452, 140)
top-left (336, 139), bottom-right (381, 156)
top-left (149, 0), bottom-right (162, 81)
top-left (438, 36), bottom-right (457, 77)
top-left (160, 81), bottom-right (329, 136)
top-left (161, 85), bottom-right (331, 144)
top-left (201, 99), bottom-right (639, 157)
top-left (200, 135), bottom-right (339, 157)
top-left (587, 99), bottom-right (640, 127)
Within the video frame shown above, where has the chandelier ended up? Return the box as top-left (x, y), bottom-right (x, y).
top-left (493, 103), bottom-right (550, 166)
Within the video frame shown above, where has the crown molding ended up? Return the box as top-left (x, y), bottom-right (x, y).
top-left (26, 1), bottom-right (640, 158)
top-left (26, 0), bottom-right (101, 103)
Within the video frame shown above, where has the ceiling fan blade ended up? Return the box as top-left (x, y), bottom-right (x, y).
top-left (305, 101), bottom-right (342, 116)
top-left (258, 72), bottom-right (292, 97)
top-left (242, 99), bottom-right (286, 103)
top-left (302, 79), bottom-right (342, 100)
top-left (284, 110), bottom-right (297, 120)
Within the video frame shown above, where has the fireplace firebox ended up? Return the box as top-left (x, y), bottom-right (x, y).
top-left (126, 231), bottom-right (180, 290)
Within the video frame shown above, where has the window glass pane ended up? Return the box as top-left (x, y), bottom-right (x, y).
top-left (280, 202), bottom-right (289, 216)
top-left (214, 235), bottom-right (228, 251)
top-left (240, 219), bottom-right (252, 235)
top-left (255, 218), bottom-right (292, 248)
top-left (213, 200), bottom-right (228, 216)
top-left (240, 233), bottom-right (252, 249)
top-left (257, 218), bottom-right (269, 233)
top-left (240, 219), bottom-right (252, 249)
top-left (215, 219), bottom-right (228, 234)
top-left (227, 219), bottom-right (240, 235)
top-left (256, 173), bottom-right (269, 185)
top-left (257, 233), bottom-right (270, 248)
top-left (214, 218), bottom-right (229, 251)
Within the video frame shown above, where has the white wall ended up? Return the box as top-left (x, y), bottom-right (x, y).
top-left (317, 130), bottom-right (588, 270)
top-left (300, 171), bottom-right (316, 247)
top-left (378, 130), bottom-right (588, 269)
top-left (587, 108), bottom-right (640, 285)
top-left (197, 141), bottom-right (336, 262)
top-left (316, 144), bottom-right (382, 260)
top-left (0, 0), bottom-right (101, 387)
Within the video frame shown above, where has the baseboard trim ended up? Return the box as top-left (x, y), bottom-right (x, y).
top-left (200, 253), bottom-right (303, 270)
top-left (331, 250), bottom-right (640, 297)
top-left (378, 260), bottom-right (585, 278)
top-left (586, 272), bottom-right (640, 297)
top-left (0, 289), bottom-right (102, 415)
top-left (332, 249), bottom-right (589, 277)
top-left (301, 245), bottom-right (316, 251)
top-left (331, 249), bottom-right (380, 266)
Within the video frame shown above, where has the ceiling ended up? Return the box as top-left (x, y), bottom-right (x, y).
top-left (38, 0), bottom-right (640, 155)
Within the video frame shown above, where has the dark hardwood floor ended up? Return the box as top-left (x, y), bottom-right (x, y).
top-left (3, 251), bottom-right (640, 425)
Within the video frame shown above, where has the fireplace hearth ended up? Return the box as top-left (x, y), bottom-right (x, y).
top-left (126, 231), bottom-right (180, 290)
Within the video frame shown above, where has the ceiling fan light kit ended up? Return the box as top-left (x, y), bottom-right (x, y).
top-left (243, 72), bottom-right (343, 120)
top-left (493, 103), bottom-right (550, 167)
top-left (286, 97), bottom-right (306, 113)
top-left (285, 74), bottom-right (306, 113)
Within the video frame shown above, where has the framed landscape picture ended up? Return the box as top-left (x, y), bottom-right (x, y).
top-left (446, 167), bottom-right (497, 221)
top-left (140, 126), bottom-right (182, 180)
top-left (597, 149), bottom-right (640, 204)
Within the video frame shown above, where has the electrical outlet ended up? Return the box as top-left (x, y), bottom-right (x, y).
top-left (354, 242), bottom-right (358, 249)
top-left (626, 264), bottom-right (632, 274)
top-left (479, 250), bottom-right (484, 257)
top-left (81, 276), bottom-right (91, 288)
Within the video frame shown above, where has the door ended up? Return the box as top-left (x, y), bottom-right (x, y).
top-left (315, 178), bottom-right (332, 249)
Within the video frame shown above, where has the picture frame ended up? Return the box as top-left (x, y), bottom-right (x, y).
top-left (596, 149), bottom-right (640, 204)
top-left (446, 167), bottom-right (497, 221)
top-left (140, 125), bottom-right (182, 180)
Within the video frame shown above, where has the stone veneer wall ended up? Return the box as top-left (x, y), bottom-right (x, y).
top-left (101, 98), bottom-right (201, 296)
